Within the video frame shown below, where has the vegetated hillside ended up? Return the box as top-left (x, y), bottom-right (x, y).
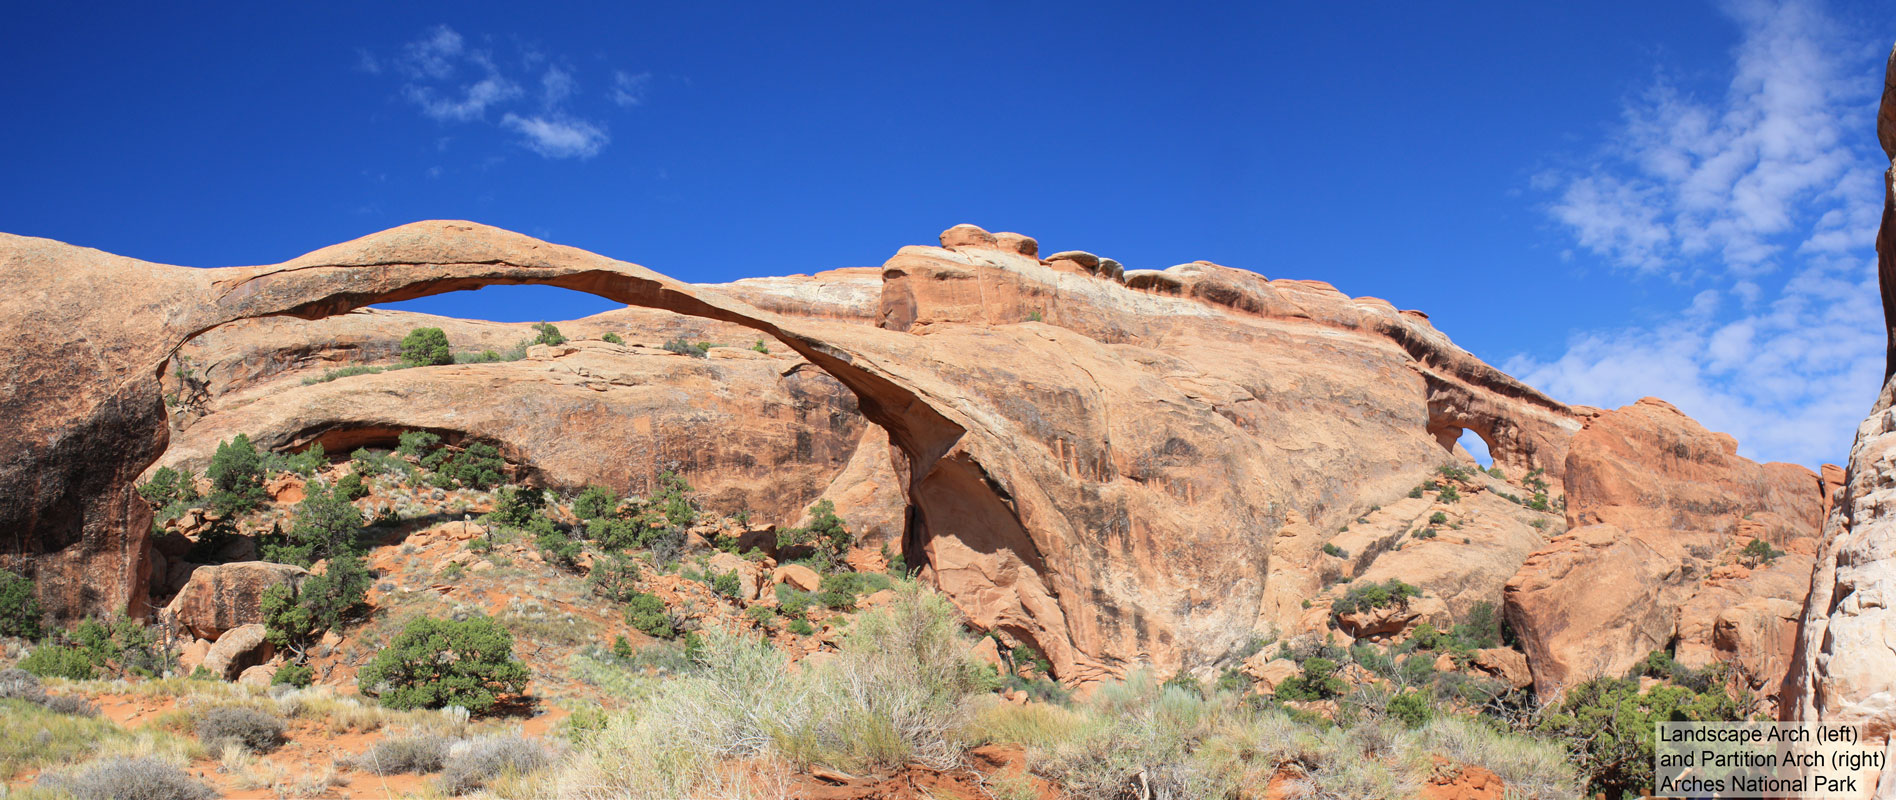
top-left (12, 57), bottom-right (1896, 793)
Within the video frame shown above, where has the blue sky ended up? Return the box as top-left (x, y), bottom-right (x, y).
top-left (2, 1), bottom-right (1888, 468)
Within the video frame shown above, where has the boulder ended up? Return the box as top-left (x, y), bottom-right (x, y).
top-left (773, 564), bottom-right (822, 593)
top-left (163, 561), bottom-right (309, 641)
top-left (1242, 656), bottom-right (1301, 693)
top-left (201, 624), bottom-right (272, 680)
top-left (707, 551), bottom-right (765, 602)
top-left (1044, 250), bottom-right (1101, 273)
top-left (178, 638), bottom-right (212, 674)
top-left (939, 224), bottom-right (997, 250)
top-left (969, 636), bottom-right (1005, 670)
top-left (236, 664), bottom-right (278, 688)
top-left (992, 232), bottom-right (1038, 258)
top-left (1471, 648), bottom-right (1532, 689)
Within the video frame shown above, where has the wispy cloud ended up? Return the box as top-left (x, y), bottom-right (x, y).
top-left (1517, 0), bottom-right (1885, 467)
top-left (610, 70), bottom-right (651, 108)
top-left (501, 113), bottom-right (608, 159)
top-left (365, 25), bottom-right (650, 160)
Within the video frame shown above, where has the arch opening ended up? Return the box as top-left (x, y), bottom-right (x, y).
top-left (374, 283), bottom-right (625, 323)
top-left (1456, 428), bottom-right (1495, 468)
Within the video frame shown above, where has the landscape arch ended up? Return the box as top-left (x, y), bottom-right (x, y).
top-left (0, 220), bottom-right (971, 623)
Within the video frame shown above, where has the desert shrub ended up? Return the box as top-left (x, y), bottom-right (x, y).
top-left (1537, 675), bottom-right (1748, 798)
top-left (1274, 657), bottom-right (1348, 701)
top-left (439, 734), bottom-right (552, 795)
top-left (400, 326), bottom-right (453, 367)
top-left (39, 694), bottom-right (100, 717)
top-left (1386, 689), bottom-right (1432, 727)
top-left (777, 499), bottom-right (852, 568)
top-left (1321, 542), bottom-right (1347, 558)
top-left (455, 347), bottom-right (521, 364)
top-left (1428, 511), bottom-right (1448, 525)
top-left (424, 441), bottom-right (506, 489)
top-left (601, 332), bottom-right (624, 345)
top-left (0, 569), bottom-right (43, 640)
top-left (66, 616), bottom-right (168, 678)
top-left (534, 522), bottom-right (582, 570)
top-left (35, 756), bottom-right (216, 800)
top-left (266, 442), bottom-right (326, 476)
top-left (587, 551), bottom-right (642, 602)
top-left (358, 616), bottom-right (530, 713)
top-left (624, 592), bottom-right (675, 639)
top-left (0, 668), bottom-right (44, 702)
top-left (396, 430), bottom-right (442, 458)
top-left (744, 606), bottom-right (776, 627)
top-left (136, 466), bottom-right (200, 509)
top-left (195, 706), bottom-right (284, 753)
top-left (354, 733), bottom-right (454, 775)
top-left (272, 662), bottom-right (313, 688)
top-left (584, 516), bottom-right (642, 550)
top-left (1331, 578), bottom-right (1421, 617)
top-left (531, 322), bottom-right (567, 346)
top-left (775, 584), bottom-right (817, 620)
top-left (708, 569), bottom-right (743, 599)
top-left (262, 552), bottom-right (370, 656)
top-left (572, 485), bottom-right (620, 521)
top-left (489, 485), bottom-right (546, 529)
top-left (1438, 484), bottom-right (1462, 503)
top-left (1739, 538), bottom-right (1784, 566)
top-left (662, 336), bottom-right (708, 357)
top-left (642, 470), bottom-right (697, 527)
top-left (350, 447), bottom-right (411, 477)
top-left (304, 364), bottom-right (389, 384)
top-left (263, 480), bottom-right (364, 566)
top-left (335, 471), bottom-right (368, 501)
top-left (207, 434), bottom-right (266, 515)
top-left (1030, 673), bottom-right (1247, 798)
top-left (1421, 715), bottom-right (1580, 798)
top-left (786, 618), bottom-right (816, 636)
top-left (751, 339), bottom-right (769, 353)
top-left (19, 645), bottom-right (96, 680)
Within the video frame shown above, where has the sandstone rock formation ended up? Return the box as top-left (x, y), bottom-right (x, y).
top-left (1504, 398), bottom-right (1824, 697)
top-left (200, 623), bottom-right (271, 680)
top-left (1781, 48), bottom-right (1896, 772)
top-left (159, 309), bottom-right (876, 528)
top-left (0, 218), bottom-right (1588, 686)
top-left (162, 561), bottom-right (309, 641)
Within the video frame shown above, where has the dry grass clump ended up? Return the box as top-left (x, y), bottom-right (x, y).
top-left (195, 706), bottom-right (285, 753)
top-left (1, 697), bottom-right (199, 781)
top-left (0, 668), bottom-right (98, 717)
top-left (965, 671), bottom-right (1579, 800)
top-left (543, 583), bottom-right (986, 799)
top-left (34, 756), bottom-right (216, 800)
top-left (439, 734), bottom-right (555, 795)
top-left (349, 731), bottom-right (457, 775)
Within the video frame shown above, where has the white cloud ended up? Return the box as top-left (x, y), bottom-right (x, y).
top-left (367, 26), bottom-right (647, 159)
top-left (403, 75), bottom-right (521, 122)
top-left (610, 70), bottom-right (651, 108)
top-left (500, 113), bottom-right (608, 159)
top-left (1521, 0), bottom-right (1886, 467)
top-left (400, 25), bottom-right (464, 80)
top-left (541, 65), bottom-right (576, 107)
